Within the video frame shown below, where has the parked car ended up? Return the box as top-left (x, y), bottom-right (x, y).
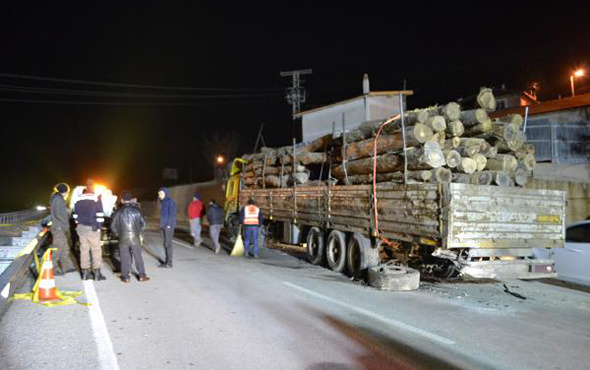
top-left (534, 220), bottom-right (590, 286)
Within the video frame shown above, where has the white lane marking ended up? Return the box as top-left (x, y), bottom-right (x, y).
top-left (83, 280), bottom-right (121, 370)
top-left (283, 281), bottom-right (455, 346)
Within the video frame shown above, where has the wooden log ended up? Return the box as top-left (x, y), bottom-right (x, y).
top-left (473, 153), bottom-right (488, 172)
top-left (477, 87), bottom-right (496, 111)
top-left (457, 157), bottom-right (477, 174)
top-left (291, 172), bottom-right (310, 185)
top-left (463, 120), bottom-right (492, 136)
top-left (443, 137), bottom-right (461, 150)
top-left (332, 153), bottom-right (403, 178)
top-left (514, 146), bottom-right (527, 159)
top-left (405, 141), bottom-right (446, 170)
top-left (488, 171), bottom-right (513, 187)
top-left (470, 171), bottom-right (493, 185)
top-left (443, 150), bottom-right (461, 168)
top-left (513, 165), bottom-right (530, 187)
top-left (302, 134), bottom-right (334, 152)
top-left (345, 170), bottom-right (432, 184)
top-left (481, 144), bottom-right (498, 158)
top-left (281, 151), bottom-right (328, 165)
top-left (428, 132), bottom-right (446, 147)
top-left (432, 167), bottom-right (452, 183)
top-left (424, 115), bottom-right (446, 132)
top-left (452, 173), bottom-right (470, 184)
top-left (524, 143), bottom-right (535, 155)
top-left (460, 109), bottom-right (489, 127)
top-left (498, 114), bottom-right (524, 128)
top-left (485, 154), bottom-right (518, 172)
top-left (446, 120), bottom-right (464, 137)
top-left (405, 109), bottom-right (430, 125)
top-left (439, 102), bottom-right (461, 121)
top-left (518, 153), bottom-right (536, 171)
top-left (456, 145), bottom-right (480, 158)
top-left (255, 164), bottom-right (306, 175)
top-left (336, 127), bottom-right (430, 162)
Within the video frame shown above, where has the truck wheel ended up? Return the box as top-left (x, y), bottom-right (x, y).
top-left (306, 227), bottom-right (325, 265)
top-left (326, 230), bottom-right (347, 273)
top-left (367, 262), bottom-right (420, 291)
top-left (347, 232), bottom-right (380, 279)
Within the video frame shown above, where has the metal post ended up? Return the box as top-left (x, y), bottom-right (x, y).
top-left (262, 153), bottom-right (268, 189)
top-left (292, 138), bottom-right (297, 222)
top-left (341, 113), bottom-right (349, 185)
top-left (550, 120), bottom-right (555, 164)
top-left (398, 93), bottom-right (408, 184)
top-left (522, 106), bottom-right (530, 133)
top-left (280, 155), bottom-right (285, 188)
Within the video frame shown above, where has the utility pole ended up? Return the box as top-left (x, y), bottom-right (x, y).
top-left (280, 69), bottom-right (312, 117)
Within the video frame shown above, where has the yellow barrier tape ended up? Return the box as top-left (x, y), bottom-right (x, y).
top-left (536, 215), bottom-right (561, 224)
top-left (11, 248), bottom-right (89, 307)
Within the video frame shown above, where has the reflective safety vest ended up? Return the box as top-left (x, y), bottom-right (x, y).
top-left (244, 205), bottom-right (260, 226)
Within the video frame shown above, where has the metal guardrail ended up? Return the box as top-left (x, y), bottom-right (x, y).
top-left (0, 210), bottom-right (49, 225)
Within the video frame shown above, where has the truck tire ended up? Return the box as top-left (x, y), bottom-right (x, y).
top-left (306, 227), bottom-right (325, 265)
top-left (347, 232), bottom-right (380, 279)
top-left (367, 262), bottom-right (420, 291)
top-left (326, 230), bottom-right (347, 273)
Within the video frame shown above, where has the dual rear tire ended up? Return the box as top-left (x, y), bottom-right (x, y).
top-left (307, 228), bottom-right (380, 276)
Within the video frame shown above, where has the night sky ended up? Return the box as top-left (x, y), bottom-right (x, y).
top-left (1, 1), bottom-right (588, 211)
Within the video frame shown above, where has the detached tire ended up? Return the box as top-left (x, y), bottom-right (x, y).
top-left (368, 262), bottom-right (420, 291)
top-left (347, 232), bottom-right (380, 279)
top-left (307, 227), bottom-right (325, 265)
top-left (326, 230), bottom-right (347, 273)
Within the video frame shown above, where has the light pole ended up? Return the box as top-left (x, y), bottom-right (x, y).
top-left (570, 69), bottom-right (584, 96)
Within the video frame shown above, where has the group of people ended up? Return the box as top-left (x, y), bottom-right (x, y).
top-left (49, 182), bottom-right (264, 284)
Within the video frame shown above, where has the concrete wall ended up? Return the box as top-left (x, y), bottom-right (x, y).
top-left (526, 179), bottom-right (590, 223)
top-left (142, 180), bottom-right (225, 224)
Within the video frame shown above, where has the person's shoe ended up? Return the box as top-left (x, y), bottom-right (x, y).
top-left (253, 254), bottom-right (259, 259)
top-left (158, 263), bottom-right (171, 268)
top-left (139, 276), bottom-right (151, 282)
top-left (81, 269), bottom-right (93, 280)
top-left (93, 269), bottom-right (107, 281)
top-left (64, 267), bottom-right (77, 274)
top-left (121, 277), bottom-right (130, 283)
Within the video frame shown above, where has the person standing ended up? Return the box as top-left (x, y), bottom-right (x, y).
top-left (239, 199), bottom-right (264, 258)
top-left (207, 199), bottom-right (225, 254)
top-left (50, 183), bottom-right (76, 275)
top-left (111, 192), bottom-right (150, 283)
top-left (158, 187), bottom-right (176, 268)
top-left (188, 192), bottom-right (204, 247)
top-left (74, 187), bottom-right (106, 280)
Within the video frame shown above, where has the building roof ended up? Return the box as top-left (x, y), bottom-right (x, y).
top-left (294, 90), bottom-right (413, 118)
top-left (490, 92), bottom-right (590, 118)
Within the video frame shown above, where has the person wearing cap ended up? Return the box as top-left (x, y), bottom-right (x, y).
top-left (111, 192), bottom-right (150, 283)
top-left (239, 199), bottom-right (264, 258)
top-left (188, 192), bottom-right (204, 247)
top-left (50, 183), bottom-right (76, 275)
top-left (158, 187), bottom-right (176, 268)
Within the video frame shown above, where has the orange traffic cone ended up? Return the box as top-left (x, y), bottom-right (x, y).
top-left (38, 250), bottom-right (58, 301)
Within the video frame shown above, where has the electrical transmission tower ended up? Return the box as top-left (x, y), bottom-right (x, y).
top-left (280, 69), bottom-right (312, 117)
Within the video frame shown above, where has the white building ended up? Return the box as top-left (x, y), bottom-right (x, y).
top-left (294, 90), bottom-right (413, 143)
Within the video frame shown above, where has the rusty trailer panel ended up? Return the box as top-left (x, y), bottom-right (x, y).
top-left (443, 183), bottom-right (566, 250)
top-left (240, 183), bottom-right (566, 251)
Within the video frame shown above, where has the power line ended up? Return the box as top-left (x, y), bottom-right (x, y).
top-left (0, 83), bottom-right (282, 99)
top-left (0, 97), bottom-right (284, 106)
top-left (0, 73), bottom-right (283, 92)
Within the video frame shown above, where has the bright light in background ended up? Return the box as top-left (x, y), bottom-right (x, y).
top-left (36, 205), bottom-right (47, 211)
top-left (216, 155), bottom-right (225, 165)
top-left (94, 184), bottom-right (108, 195)
top-left (574, 69), bottom-right (584, 77)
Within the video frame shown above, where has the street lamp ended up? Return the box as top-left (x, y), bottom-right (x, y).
top-left (570, 69), bottom-right (584, 96)
top-left (216, 155), bottom-right (225, 166)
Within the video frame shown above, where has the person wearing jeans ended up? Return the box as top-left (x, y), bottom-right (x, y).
top-left (207, 199), bottom-right (225, 254)
top-left (239, 199), bottom-right (264, 258)
top-left (158, 187), bottom-right (176, 268)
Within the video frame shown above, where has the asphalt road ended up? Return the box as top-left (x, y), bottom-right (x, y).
top-left (1, 231), bottom-right (589, 370)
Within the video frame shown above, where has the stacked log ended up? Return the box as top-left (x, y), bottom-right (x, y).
top-left (240, 89), bottom-right (534, 188)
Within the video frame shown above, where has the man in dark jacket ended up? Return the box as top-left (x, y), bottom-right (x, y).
top-left (239, 199), bottom-right (264, 258)
top-left (50, 183), bottom-right (75, 275)
top-left (74, 187), bottom-right (106, 281)
top-left (158, 187), bottom-right (176, 268)
top-left (207, 200), bottom-right (225, 254)
top-left (111, 192), bottom-right (150, 283)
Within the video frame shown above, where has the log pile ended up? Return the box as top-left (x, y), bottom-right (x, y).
top-left (241, 88), bottom-right (535, 189)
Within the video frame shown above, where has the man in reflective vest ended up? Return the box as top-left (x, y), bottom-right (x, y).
top-left (239, 199), bottom-right (264, 258)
